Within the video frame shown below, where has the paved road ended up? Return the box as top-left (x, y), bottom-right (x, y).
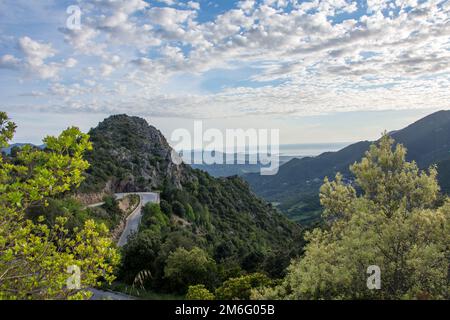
top-left (89, 192), bottom-right (159, 300)
top-left (116, 192), bottom-right (159, 247)
top-left (85, 192), bottom-right (159, 246)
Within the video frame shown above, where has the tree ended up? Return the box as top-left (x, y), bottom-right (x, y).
top-left (160, 199), bottom-right (172, 216)
top-left (186, 284), bottom-right (215, 300)
top-left (164, 247), bottom-right (217, 293)
top-left (140, 203), bottom-right (169, 233)
top-left (0, 112), bottom-right (119, 300)
top-left (172, 201), bottom-right (186, 218)
top-left (255, 135), bottom-right (449, 300)
top-left (120, 230), bottom-right (161, 285)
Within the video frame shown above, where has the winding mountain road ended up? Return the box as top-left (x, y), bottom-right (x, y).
top-left (89, 192), bottom-right (159, 300)
top-left (116, 192), bottom-right (159, 247)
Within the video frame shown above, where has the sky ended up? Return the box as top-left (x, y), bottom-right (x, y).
top-left (0, 0), bottom-right (449, 146)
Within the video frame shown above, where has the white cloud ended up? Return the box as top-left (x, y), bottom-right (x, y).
top-left (187, 1), bottom-right (201, 10)
top-left (0, 54), bottom-right (21, 70)
top-left (18, 36), bottom-right (56, 64)
top-left (100, 64), bottom-right (115, 76)
top-left (3, 36), bottom-right (62, 79)
top-left (1, 0), bottom-right (450, 118)
top-left (65, 58), bottom-right (78, 68)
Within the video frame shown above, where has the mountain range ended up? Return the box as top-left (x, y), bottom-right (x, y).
top-left (245, 110), bottom-right (450, 225)
top-left (1, 143), bottom-right (45, 155)
top-left (190, 152), bottom-right (298, 177)
top-left (78, 115), bottom-right (303, 275)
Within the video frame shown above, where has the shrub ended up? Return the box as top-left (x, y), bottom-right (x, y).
top-left (186, 285), bottom-right (215, 300)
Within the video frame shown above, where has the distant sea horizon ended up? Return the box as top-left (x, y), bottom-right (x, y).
top-left (182, 142), bottom-right (352, 159)
top-left (3, 142), bottom-right (352, 159)
top-left (278, 143), bottom-right (351, 157)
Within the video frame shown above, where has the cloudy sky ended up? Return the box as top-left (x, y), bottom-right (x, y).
top-left (0, 0), bottom-right (449, 145)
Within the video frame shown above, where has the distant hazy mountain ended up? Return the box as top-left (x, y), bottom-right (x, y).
top-left (187, 143), bottom-right (348, 177)
top-left (190, 154), bottom-right (299, 177)
top-left (1, 143), bottom-right (45, 155)
top-left (245, 110), bottom-right (450, 225)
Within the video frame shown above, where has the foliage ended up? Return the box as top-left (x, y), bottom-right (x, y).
top-left (159, 199), bottom-right (172, 216)
top-left (0, 112), bottom-right (16, 148)
top-left (101, 195), bottom-right (124, 227)
top-left (164, 247), bottom-right (218, 294)
top-left (23, 195), bottom-right (132, 235)
top-left (0, 112), bottom-right (119, 300)
top-left (83, 114), bottom-right (304, 291)
top-left (140, 203), bottom-right (169, 234)
top-left (119, 230), bottom-right (161, 284)
top-left (27, 197), bottom-right (88, 231)
top-left (255, 135), bottom-right (449, 300)
top-left (186, 284), bottom-right (215, 300)
top-left (172, 201), bottom-right (186, 218)
top-left (215, 273), bottom-right (274, 300)
top-left (161, 171), bottom-right (304, 276)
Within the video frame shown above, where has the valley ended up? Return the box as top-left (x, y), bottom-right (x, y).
top-left (245, 110), bottom-right (450, 225)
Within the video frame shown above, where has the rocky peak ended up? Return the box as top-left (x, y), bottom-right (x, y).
top-left (82, 114), bottom-right (191, 193)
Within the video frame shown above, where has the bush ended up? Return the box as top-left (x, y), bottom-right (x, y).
top-left (164, 247), bottom-right (218, 293)
top-left (120, 230), bottom-right (162, 285)
top-left (186, 285), bottom-right (215, 300)
top-left (172, 201), bottom-right (186, 218)
top-left (215, 273), bottom-right (273, 300)
top-left (160, 199), bottom-right (172, 216)
top-left (141, 203), bottom-right (169, 233)
top-left (257, 135), bottom-right (450, 300)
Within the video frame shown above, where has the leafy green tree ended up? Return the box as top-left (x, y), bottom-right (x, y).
top-left (241, 251), bottom-right (265, 273)
top-left (255, 135), bottom-right (449, 300)
top-left (141, 203), bottom-right (169, 233)
top-left (215, 273), bottom-right (273, 300)
top-left (164, 247), bottom-right (217, 293)
top-left (27, 197), bottom-right (89, 231)
top-left (185, 204), bottom-right (196, 222)
top-left (120, 229), bottom-right (161, 285)
top-left (0, 112), bottom-right (119, 300)
top-left (186, 284), bottom-right (215, 300)
top-left (159, 199), bottom-right (172, 216)
top-left (172, 201), bottom-right (186, 218)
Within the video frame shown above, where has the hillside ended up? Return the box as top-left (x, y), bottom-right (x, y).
top-left (79, 115), bottom-right (303, 283)
top-left (245, 110), bottom-right (450, 225)
top-left (80, 114), bottom-right (191, 194)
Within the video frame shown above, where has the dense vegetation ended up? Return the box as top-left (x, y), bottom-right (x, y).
top-left (253, 135), bottom-right (449, 300)
top-left (0, 112), bottom-right (119, 299)
top-left (3, 110), bottom-right (447, 300)
top-left (26, 195), bottom-right (135, 234)
top-left (76, 115), bottom-right (303, 296)
top-left (246, 110), bottom-right (450, 225)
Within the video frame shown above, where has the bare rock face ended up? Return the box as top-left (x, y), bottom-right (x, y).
top-left (81, 114), bottom-right (194, 193)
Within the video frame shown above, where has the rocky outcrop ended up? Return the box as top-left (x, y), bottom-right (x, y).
top-left (81, 114), bottom-right (194, 193)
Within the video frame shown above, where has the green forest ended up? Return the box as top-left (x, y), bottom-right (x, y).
top-left (0, 112), bottom-right (449, 300)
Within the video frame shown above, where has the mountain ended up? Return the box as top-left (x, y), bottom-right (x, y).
top-left (1, 143), bottom-right (45, 155)
top-left (245, 110), bottom-right (450, 225)
top-left (190, 152), bottom-right (298, 177)
top-left (80, 114), bottom-right (191, 194)
top-left (80, 115), bottom-right (303, 275)
top-left (188, 143), bottom-right (348, 178)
